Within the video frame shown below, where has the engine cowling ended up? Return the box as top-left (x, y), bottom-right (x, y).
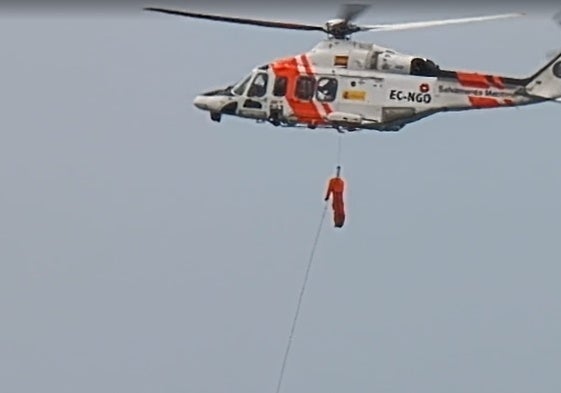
top-left (366, 46), bottom-right (440, 76)
top-left (369, 49), bottom-right (415, 74)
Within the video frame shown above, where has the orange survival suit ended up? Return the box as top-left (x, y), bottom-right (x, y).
top-left (324, 166), bottom-right (346, 228)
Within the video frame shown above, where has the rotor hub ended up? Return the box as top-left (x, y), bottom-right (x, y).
top-left (324, 18), bottom-right (360, 39)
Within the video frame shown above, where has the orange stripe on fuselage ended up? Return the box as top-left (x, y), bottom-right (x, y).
top-left (300, 54), bottom-right (313, 76)
top-left (490, 75), bottom-right (505, 89)
top-left (468, 96), bottom-right (500, 107)
top-left (320, 101), bottom-right (332, 115)
top-left (300, 54), bottom-right (334, 117)
top-left (271, 55), bottom-right (328, 125)
top-left (456, 72), bottom-right (491, 89)
top-left (503, 98), bottom-right (515, 105)
top-left (456, 71), bottom-right (507, 90)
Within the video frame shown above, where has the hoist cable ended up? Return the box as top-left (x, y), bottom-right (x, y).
top-left (336, 133), bottom-right (343, 166)
top-left (274, 202), bottom-right (329, 393)
top-left (274, 133), bottom-right (342, 393)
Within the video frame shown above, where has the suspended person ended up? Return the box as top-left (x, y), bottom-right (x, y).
top-left (324, 166), bottom-right (346, 228)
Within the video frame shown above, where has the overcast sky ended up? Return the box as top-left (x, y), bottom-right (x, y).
top-left (1, 2), bottom-right (561, 393)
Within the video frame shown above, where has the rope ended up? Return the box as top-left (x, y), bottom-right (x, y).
top-left (336, 133), bottom-right (343, 166)
top-left (274, 134), bottom-right (341, 393)
top-left (274, 202), bottom-right (329, 393)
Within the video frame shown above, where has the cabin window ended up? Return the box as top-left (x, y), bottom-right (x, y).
top-left (247, 72), bottom-right (268, 97)
top-left (295, 76), bottom-right (315, 100)
top-left (316, 77), bottom-right (338, 102)
top-left (273, 76), bottom-right (287, 97)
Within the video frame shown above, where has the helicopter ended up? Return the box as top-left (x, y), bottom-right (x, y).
top-left (144, 4), bottom-right (561, 132)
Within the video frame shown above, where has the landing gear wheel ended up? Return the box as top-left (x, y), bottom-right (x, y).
top-left (210, 112), bottom-right (222, 122)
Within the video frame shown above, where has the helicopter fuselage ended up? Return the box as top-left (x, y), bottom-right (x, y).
top-left (193, 38), bottom-right (548, 132)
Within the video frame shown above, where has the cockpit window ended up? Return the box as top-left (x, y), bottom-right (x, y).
top-left (232, 75), bottom-right (252, 95)
top-left (247, 72), bottom-right (268, 97)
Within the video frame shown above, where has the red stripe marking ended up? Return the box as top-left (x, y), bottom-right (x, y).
top-left (271, 56), bottom-right (325, 124)
top-left (300, 54), bottom-right (313, 75)
top-left (491, 75), bottom-right (505, 89)
top-left (468, 96), bottom-right (501, 108)
top-left (298, 55), bottom-right (324, 123)
top-left (457, 72), bottom-right (491, 89)
top-left (301, 54), bottom-right (333, 115)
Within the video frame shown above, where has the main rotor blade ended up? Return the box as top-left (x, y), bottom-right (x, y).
top-left (359, 12), bottom-right (525, 32)
top-left (143, 7), bottom-right (325, 32)
top-left (336, 3), bottom-right (371, 22)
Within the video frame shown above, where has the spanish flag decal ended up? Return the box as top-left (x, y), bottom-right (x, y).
top-left (334, 55), bottom-right (348, 67)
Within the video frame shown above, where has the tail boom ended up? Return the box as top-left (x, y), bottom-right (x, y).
top-left (435, 69), bottom-right (536, 111)
top-left (433, 53), bottom-right (561, 111)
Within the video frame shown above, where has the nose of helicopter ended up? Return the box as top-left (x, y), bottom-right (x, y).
top-left (193, 95), bottom-right (209, 111)
top-left (192, 94), bottom-right (227, 112)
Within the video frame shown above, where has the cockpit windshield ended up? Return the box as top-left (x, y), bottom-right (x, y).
top-left (232, 74), bottom-right (252, 96)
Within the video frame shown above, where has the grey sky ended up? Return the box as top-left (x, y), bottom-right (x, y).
top-left (1, 3), bottom-right (561, 393)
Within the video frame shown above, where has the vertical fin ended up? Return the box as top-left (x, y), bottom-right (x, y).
top-left (524, 52), bottom-right (561, 99)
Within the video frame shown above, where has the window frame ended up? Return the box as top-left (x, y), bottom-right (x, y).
top-left (232, 74), bottom-right (252, 96)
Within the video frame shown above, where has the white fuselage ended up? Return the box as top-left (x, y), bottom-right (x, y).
top-left (194, 38), bottom-right (539, 131)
